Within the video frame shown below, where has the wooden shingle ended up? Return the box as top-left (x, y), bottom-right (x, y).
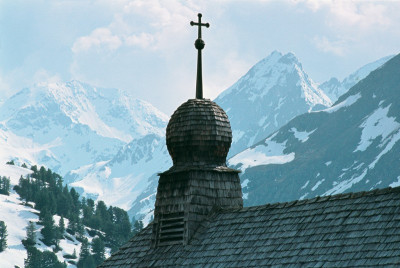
top-left (101, 186), bottom-right (400, 267)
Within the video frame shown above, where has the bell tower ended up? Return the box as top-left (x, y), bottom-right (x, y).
top-left (151, 14), bottom-right (243, 248)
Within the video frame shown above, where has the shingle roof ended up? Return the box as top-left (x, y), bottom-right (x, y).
top-left (100, 186), bottom-right (400, 267)
top-left (166, 98), bottom-right (232, 167)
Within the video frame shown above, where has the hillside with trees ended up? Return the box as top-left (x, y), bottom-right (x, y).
top-left (0, 163), bottom-right (143, 267)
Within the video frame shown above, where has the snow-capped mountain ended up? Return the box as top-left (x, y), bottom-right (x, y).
top-left (214, 51), bottom-right (332, 157)
top-left (73, 52), bottom-right (395, 222)
top-left (1, 52), bottom-right (396, 226)
top-left (65, 134), bottom-right (171, 222)
top-left (0, 81), bottom-right (169, 175)
top-left (229, 53), bottom-right (400, 206)
top-left (320, 55), bottom-right (394, 102)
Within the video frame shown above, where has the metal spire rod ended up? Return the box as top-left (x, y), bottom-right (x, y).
top-left (190, 13), bottom-right (210, 99)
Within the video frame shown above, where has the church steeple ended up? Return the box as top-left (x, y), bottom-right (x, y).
top-left (190, 13), bottom-right (209, 99)
top-left (151, 14), bottom-right (242, 248)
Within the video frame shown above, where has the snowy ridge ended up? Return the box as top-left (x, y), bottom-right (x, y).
top-left (219, 51), bottom-right (331, 107)
top-left (317, 93), bottom-right (361, 114)
top-left (215, 51), bottom-right (331, 157)
top-left (320, 55), bottom-right (394, 102)
top-left (0, 81), bottom-right (168, 175)
top-left (0, 124), bottom-right (59, 169)
top-left (229, 53), bottom-right (400, 207)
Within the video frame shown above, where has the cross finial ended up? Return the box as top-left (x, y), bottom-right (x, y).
top-left (190, 13), bottom-right (210, 99)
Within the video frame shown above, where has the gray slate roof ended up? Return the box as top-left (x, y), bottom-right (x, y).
top-left (100, 186), bottom-right (400, 267)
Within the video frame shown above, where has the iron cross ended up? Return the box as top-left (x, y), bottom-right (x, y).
top-left (190, 13), bottom-right (210, 99)
top-left (190, 13), bottom-right (210, 40)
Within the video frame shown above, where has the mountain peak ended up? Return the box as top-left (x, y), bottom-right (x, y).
top-left (0, 80), bottom-right (169, 175)
top-left (231, 53), bottom-right (400, 206)
top-left (279, 52), bottom-right (300, 65)
top-left (258, 51), bottom-right (300, 69)
top-left (215, 50), bottom-right (331, 156)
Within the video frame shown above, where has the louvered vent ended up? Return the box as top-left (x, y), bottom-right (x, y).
top-left (158, 212), bottom-right (184, 246)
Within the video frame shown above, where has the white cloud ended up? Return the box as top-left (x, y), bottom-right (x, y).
top-left (125, 33), bottom-right (155, 49)
top-left (205, 51), bottom-right (254, 100)
top-left (0, 74), bottom-right (11, 100)
top-left (72, 28), bottom-right (122, 53)
top-left (301, 0), bottom-right (391, 29)
top-left (33, 69), bottom-right (62, 85)
top-left (71, 0), bottom-right (198, 53)
top-left (313, 36), bottom-right (346, 56)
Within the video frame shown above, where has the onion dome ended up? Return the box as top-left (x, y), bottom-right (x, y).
top-left (166, 98), bottom-right (232, 168)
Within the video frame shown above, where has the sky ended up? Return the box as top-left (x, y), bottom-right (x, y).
top-left (1, 0), bottom-right (399, 115)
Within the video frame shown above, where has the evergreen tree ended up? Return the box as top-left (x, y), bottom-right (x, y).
top-left (25, 247), bottom-right (66, 268)
top-left (0, 221), bottom-right (7, 252)
top-left (41, 212), bottom-right (55, 246)
top-left (77, 238), bottom-right (95, 268)
top-left (0, 176), bottom-right (10, 195)
top-left (58, 216), bottom-right (65, 238)
top-left (132, 219), bottom-right (144, 235)
top-left (11, 165), bottom-right (135, 254)
top-left (22, 162), bottom-right (28, 168)
top-left (68, 214), bottom-right (78, 235)
top-left (24, 246), bottom-right (42, 268)
top-left (76, 218), bottom-right (85, 239)
top-left (69, 188), bottom-right (80, 213)
top-left (41, 250), bottom-right (66, 268)
top-left (95, 201), bottom-right (109, 229)
top-left (26, 221), bottom-right (37, 246)
top-left (91, 237), bottom-right (106, 266)
top-left (30, 165), bottom-right (38, 173)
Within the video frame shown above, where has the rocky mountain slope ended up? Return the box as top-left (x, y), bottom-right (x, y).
top-left (214, 51), bottom-right (332, 157)
top-left (229, 53), bottom-right (400, 206)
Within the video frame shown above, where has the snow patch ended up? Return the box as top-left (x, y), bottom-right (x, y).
top-left (229, 134), bottom-right (294, 171)
top-left (311, 179), bottom-right (325, 191)
top-left (354, 105), bottom-right (400, 152)
top-left (0, 164), bottom-right (33, 185)
top-left (299, 193), bottom-right (309, 200)
top-left (324, 169), bottom-right (367, 196)
top-left (232, 129), bottom-right (245, 143)
top-left (290, 128), bottom-right (316, 143)
top-left (258, 115), bottom-right (269, 127)
top-left (369, 130), bottom-right (400, 169)
top-left (318, 93), bottom-right (361, 114)
top-left (300, 180), bottom-right (309, 189)
top-left (389, 176), bottom-right (400, 188)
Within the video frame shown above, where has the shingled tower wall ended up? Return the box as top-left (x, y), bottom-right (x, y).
top-left (151, 99), bottom-right (243, 247)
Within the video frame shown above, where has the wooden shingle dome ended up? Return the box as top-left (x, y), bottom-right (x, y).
top-left (166, 98), bottom-right (232, 168)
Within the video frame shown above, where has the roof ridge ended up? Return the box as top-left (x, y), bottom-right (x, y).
top-left (220, 186), bottom-right (400, 213)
